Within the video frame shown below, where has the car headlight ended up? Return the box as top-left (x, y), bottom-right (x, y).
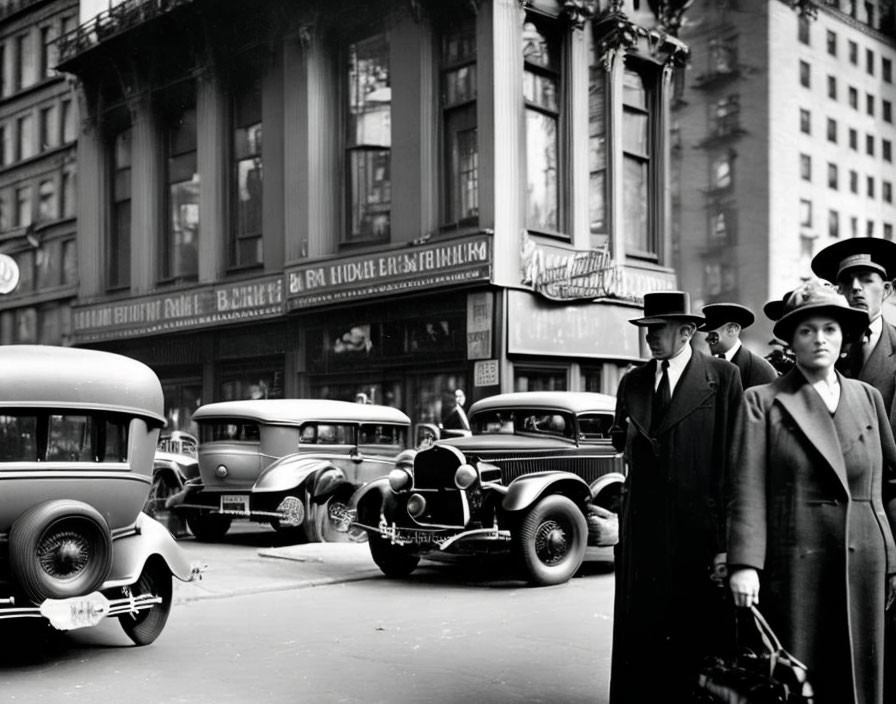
top-left (407, 493), bottom-right (426, 518)
top-left (388, 467), bottom-right (413, 492)
top-left (454, 463), bottom-right (478, 490)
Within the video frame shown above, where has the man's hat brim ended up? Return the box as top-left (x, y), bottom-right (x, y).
top-left (699, 303), bottom-right (755, 331)
top-left (811, 237), bottom-right (896, 282)
top-left (629, 313), bottom-right (705, 327)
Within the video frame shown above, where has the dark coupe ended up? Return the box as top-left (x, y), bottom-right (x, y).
top-left (339, 391), bottom-right (624, 586)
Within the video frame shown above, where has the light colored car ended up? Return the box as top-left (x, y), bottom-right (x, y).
top-left (341, 391), bottom-right (624, 586)
top-left (0, 345), bottom-right (198, 644)
top-left (145, 431), bottom-right (199, 537)
top-left (171, 399), bottom-right (411, 542)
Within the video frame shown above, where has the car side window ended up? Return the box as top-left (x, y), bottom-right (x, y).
top-left (0, 414), bottom-right (37, 461)
top-left (577, 413), bottom-right (614, 442)
top-left (359, 423), bottom-right (407, 449)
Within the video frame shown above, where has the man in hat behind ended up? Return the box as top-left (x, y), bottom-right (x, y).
top-left (811, 237), bottom-right (896, 426)
top-left (609, 291), bottom-right (744, 703)
top-left (700, 302), bottom-right (778, 389)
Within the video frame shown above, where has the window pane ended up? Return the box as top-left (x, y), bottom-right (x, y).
top-left (38, 179), bottom-right (56, 221)
top-left (588, 65), bottom-right (608, 244)
top-left (233, 74), bottom-right (263, 268)
top-left (0, 414), bottom-right (37, 460)
top-left (623, 156), bottom-right (648, 252)
top-left (445, 65), bottom-right (476, 106)
top-left (18, 114), bottom-right (33, 160)
top-left (36, 238), bottom-right (61, 288)
top-left (349, 149), bottom-right (391, 238)
top-left (446, 122), bottom-right (478, 221)
top-left (522, 22), bottom-right (558, 71)
top-left (622, 109), bottom-right (648, 155)
top-left (525, 109), bottom-right (558, 231)
top-left (15, 185), bottom-right (30, 226)
top-left (166, 106), bottom-right (198, 279)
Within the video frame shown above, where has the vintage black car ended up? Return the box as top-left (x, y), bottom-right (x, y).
top-left (338, 391), bottom-right (624, 586)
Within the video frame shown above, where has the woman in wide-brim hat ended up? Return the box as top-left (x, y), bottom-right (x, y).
top-left (727, 278), bottom-right (896, 704)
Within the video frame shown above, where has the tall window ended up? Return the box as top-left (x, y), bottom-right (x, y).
top-left (829, 209), bottom-right (839, 238)
top-left (849, 40), bottom-right (858, 64)
top-left (61, 99), bottom-right (76, 142)
top-left (441, 20), bottom-right (478, 227)
top-left (523, 17), bottom-right (561, 233)
top-left (826, 30), bottom-right (837, 56)
top-left (15, 186), bottom-right (31, 227)
top-left (708, 36), bottom-right (737, 73)
top-left (588, 57), bottom-right (608, 247)
top-left (712, 152), bottom-right (732, 190)
top-left (15, 33), bottom-right (34, 92)
top-left (109, 128), bottom-right (131, 290)
top-left (346, 33), bottom-right (391, 241)
top-left (164, 104), bottom-right (199, 280)
top-left (827, 118), bottom-right (837, 142)
top-left (622, 67), bottom-right (655, 258)
top-left (798, 16), bottom-right (810, 44)
top-left (799, 60), bottom-right (810, 88)
top-left (37, 179), bottom-right (56, 222)
top-left (827, 75), bottom-right (837, 99)
top-left (61, 167), bottom-right (75, 218)
top-left (39, 105), bottom-right (57, 151)
top-left (828, 162), bottom-right (838, 189)
top-left (17, 114), bottom-right (33, 161)
top-left (231, 75), bottom-right (263, 268)
top-left (800, 153), bottom-right (811, 181)
top-left (40, 25), bottom-right (57, 79)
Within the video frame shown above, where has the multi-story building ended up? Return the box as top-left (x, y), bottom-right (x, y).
top-left (55, 0), bottom-right (686, 433)
top-left (0, 0), bottom-right (79, 346)
top-left (674, 0), bottom-right (896, 349)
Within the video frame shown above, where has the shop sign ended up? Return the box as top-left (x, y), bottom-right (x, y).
top-left (0, 254), bottom-right (20, 294)
top-left (508, 290), bottom-right (643, 360)
top-left (474, 359), bottom-right (499, 387)
top-left (466, 291), bottom-right (493, 360)
top-left (521, 234), bottom-right (674, 303)
top-left (285, 234), bottom-right (492, 309)
top-left (72, 275), bottom-right (284, 342)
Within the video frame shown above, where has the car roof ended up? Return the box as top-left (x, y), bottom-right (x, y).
top-left (469, 391), bottom-right (616, 415)
top-left (192, 399), bottom-right (411, 425)
top-left (0, 345), bottom-right (166, 425)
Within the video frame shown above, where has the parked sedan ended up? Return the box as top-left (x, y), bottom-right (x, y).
top-left (170, 400), bottom-right (411, 542)
top-left (144, 431), bottom-right (199, 537)
top-left (339, 391), bottom-right (624, 586)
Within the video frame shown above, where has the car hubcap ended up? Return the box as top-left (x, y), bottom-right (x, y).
top-left (535, 520), bottom-right (569, 566)
top-left (39, 530), bottom-right (90, 578)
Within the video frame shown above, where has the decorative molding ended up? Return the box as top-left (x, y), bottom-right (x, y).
top-left (646, 0), bottom-right (694, 36)
top-left (593, 3), bottom-right (642, 72)
top-left (561, 0), bottom-right (598, 29)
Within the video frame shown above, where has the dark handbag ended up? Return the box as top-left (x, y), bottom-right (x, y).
top-left (695, 605), bottom-right (814, 704)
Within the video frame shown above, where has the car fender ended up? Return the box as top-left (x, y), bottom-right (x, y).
top-left (152, 460), bottom-right (186, 489)
top-left (501, 472), bottom-right (591, 513)
top-left (253, 456), bottom-right (339, 495)
top-left (589, 472), bottom-right (625, 511)
top-left (103, 514), bottom-right (197, 587)
top-left (348, 476), bottom-right (392, 522)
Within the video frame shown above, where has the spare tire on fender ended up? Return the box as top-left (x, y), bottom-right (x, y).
top-left (9, 500), bottom-right (113, 604)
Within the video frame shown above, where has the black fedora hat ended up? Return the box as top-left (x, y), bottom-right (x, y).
top-left (699, 303), bottom-right (755, 332)
top-left (763, 289), bottom-right (796, 322)
top-left (629, 291), bottom-right (705, 327)
top-left (811, 237), bottom-right (896, 283)
top-left (773, 278), bottom-right (869, 343)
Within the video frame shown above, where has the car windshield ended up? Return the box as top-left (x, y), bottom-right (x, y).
top-left (0, 410), bottom-right (129, 462)
top-left (471, 409), bottom-right (575, 440)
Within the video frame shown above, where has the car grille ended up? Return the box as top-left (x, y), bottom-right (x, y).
top-left (412, 488), bottom-right (466, 527)
top-left (472, 451), bottom-right (622, 485)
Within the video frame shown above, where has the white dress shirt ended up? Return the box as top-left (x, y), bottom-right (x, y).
top-left (866, 315), bottom-right (883, 358)
top-left (721, 340), bottom-right (742, 362)
top-left (655, 342), bottom-right (693, 396)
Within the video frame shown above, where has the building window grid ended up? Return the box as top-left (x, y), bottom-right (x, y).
top-left (868, 175), bottom-right (875, 198)
top-left (798, 16), bottom-right (810, 45)
top-left (827, 118), bottom-right (837, 143)
top-left (884, 57), bottom-right (892, 83)
top-left (849, 86), bottom-right (858, 109)
top-left (163, 104), bottom-right (199, 281)
top-left (800, 108), bottom-right (811, 135)
top-left (800, 198), bottom-right (812, 228)
top-left (849, 128), bottom-right (858, 150)
top-left (799, 60), bottom-right (811, 88)
top-left (884, 181), bottom-right (893, 204)
top-left (867, 48), bottom-right (875, 75)
top-left (826, 30), bottom-right (837, 56)
top-left (828, 162), bottom-right (838, 189)
top-left (800, 153), bottom-right (811, 181)
top-left (829, 209), bottom-right (839, 238)
top-left (885, 100), bottom-right (893, 123)
top-left (867, 93), bottom-right (875, 116)
top-left (849, 40), bottom-right (858, 64)
top-left (230, 73), bottom-right (264, 269)
top-left (850, 169), bottom-right (858, 193)
top-left (867, 133), bottom-right (875, 156)
top-left (884, 139), bottom-right (892, 163)
top-left (827, 75), bottom-right (837, 100)
top-left (622, 65), bottom-right (657, 258)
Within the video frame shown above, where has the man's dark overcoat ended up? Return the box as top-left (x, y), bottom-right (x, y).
top-left (730, 344), bottom-right (778, 389)
top-left (609, 351), bottom-right (743, 703)
top-left (727, 369), bottom-right (896, 704)
top-left (841, 321), bottom-right (896, 431)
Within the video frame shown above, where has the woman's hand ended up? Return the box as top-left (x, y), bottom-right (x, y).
top-left (729, 568), bottom-right (760, 608)
top-left (887, 575), bottom-right (896, 610)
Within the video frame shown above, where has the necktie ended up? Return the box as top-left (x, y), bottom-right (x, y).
top-left (716, 353), bottom-right (726, 359)
top-left (652, 360), bottom-right (672, 432)
top-left (862, 327), bottom-right (873, 364)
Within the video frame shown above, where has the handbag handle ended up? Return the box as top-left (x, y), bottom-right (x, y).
top-left (749, 605), bottom-right (811, 677)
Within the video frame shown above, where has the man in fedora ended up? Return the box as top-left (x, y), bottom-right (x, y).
top-left (700, 302), bottom-right (778, 389)
top-left (609, 291), bottom-right (744, 703)
top-left (811, 237), bottom-right (896, 426)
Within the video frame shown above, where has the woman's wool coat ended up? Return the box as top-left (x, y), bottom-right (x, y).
top-left (727, 369), bottom-right (896, 704)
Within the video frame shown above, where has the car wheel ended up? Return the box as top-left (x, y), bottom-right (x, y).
top-left (515, 494), bottom-right (587, 587)
top-left (269, 493), bottom-right (309, 543)
top-left (118, 557), bottom-right (173, 646)
top-left (144, 471), bottom-right (187, 537)
top-left (314, 486), bottom-right (359, 543)
top-left (368, 536), bottom-right (419, 578)
top-left (186, 513), bottom-right (232, 542)
top-left (9, 500), bottom-right (113, 604)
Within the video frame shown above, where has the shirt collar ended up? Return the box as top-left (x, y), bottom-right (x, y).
top-left (723, 340), bottom-right (742, 362)
top-left (663, 341), bottom-right (692, 373)
top-left (869, 315), bottom-right (883, 337)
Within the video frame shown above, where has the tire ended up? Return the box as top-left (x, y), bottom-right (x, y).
top-left (186, 513), bottom-right (232, 542)
top-left (368, 536), bottom-right (419, 578)
top-left (144, 471), bottom-right (187, 537)
top-left (9, 500), bottom-right (113, 604)
top-left (118, 557), bottom-right (173, 646)
top-left (515, 494), bottom-right (587, 587)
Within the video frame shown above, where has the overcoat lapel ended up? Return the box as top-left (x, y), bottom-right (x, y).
top-left (654, 352), bottom-right (716, 435)
top-left (857, 323), bottom-right (896, 378)
top-left (774, 369), bottom-right (849, 497)
top-left (624, 360), bottom-right (656, 439)
top-left (732, 345), bottom-right (751, 380)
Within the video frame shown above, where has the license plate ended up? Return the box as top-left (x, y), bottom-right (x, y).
top-left (220, 494), bottom-right (250, 514)
top-left (40, 593), bottom-right (109, 630)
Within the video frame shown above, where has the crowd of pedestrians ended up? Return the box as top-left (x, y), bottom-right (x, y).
top-left (608, 237), bottom-right (896, 704)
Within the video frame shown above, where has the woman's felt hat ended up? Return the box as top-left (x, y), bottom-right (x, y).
top-left (772, 278), bottom-right (869, 343)
top-left (629, 291), bottom-right (705, 326)
top-left (699, 303), bottom-right (755, 331)
top-left (810, 237), bottom-right (896, 283)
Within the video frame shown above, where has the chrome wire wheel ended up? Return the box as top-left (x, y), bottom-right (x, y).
top-left (37, 527), bottom-right (91, 580)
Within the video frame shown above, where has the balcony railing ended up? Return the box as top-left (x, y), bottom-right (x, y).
top-left (57, 0), bottom-right (194, 64)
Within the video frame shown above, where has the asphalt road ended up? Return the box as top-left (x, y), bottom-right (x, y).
top-left (0, 526), bottom-right (616, 704)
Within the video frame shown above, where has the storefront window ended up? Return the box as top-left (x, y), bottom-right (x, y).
top-left (219, 362), bottom-right (283, 402)
top-left (514, 367), bottom-right (567, 392)
top-left (346, 32), bottom-right (391, 241)
top-left (162, 379), bottom-right (202, 436)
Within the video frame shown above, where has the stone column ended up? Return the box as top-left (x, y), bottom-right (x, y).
top-left (129, 97), bottom-right (161, 293)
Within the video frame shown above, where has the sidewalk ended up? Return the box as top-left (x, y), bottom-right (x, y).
top-left (173, 541), bottom-right (383, 604)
